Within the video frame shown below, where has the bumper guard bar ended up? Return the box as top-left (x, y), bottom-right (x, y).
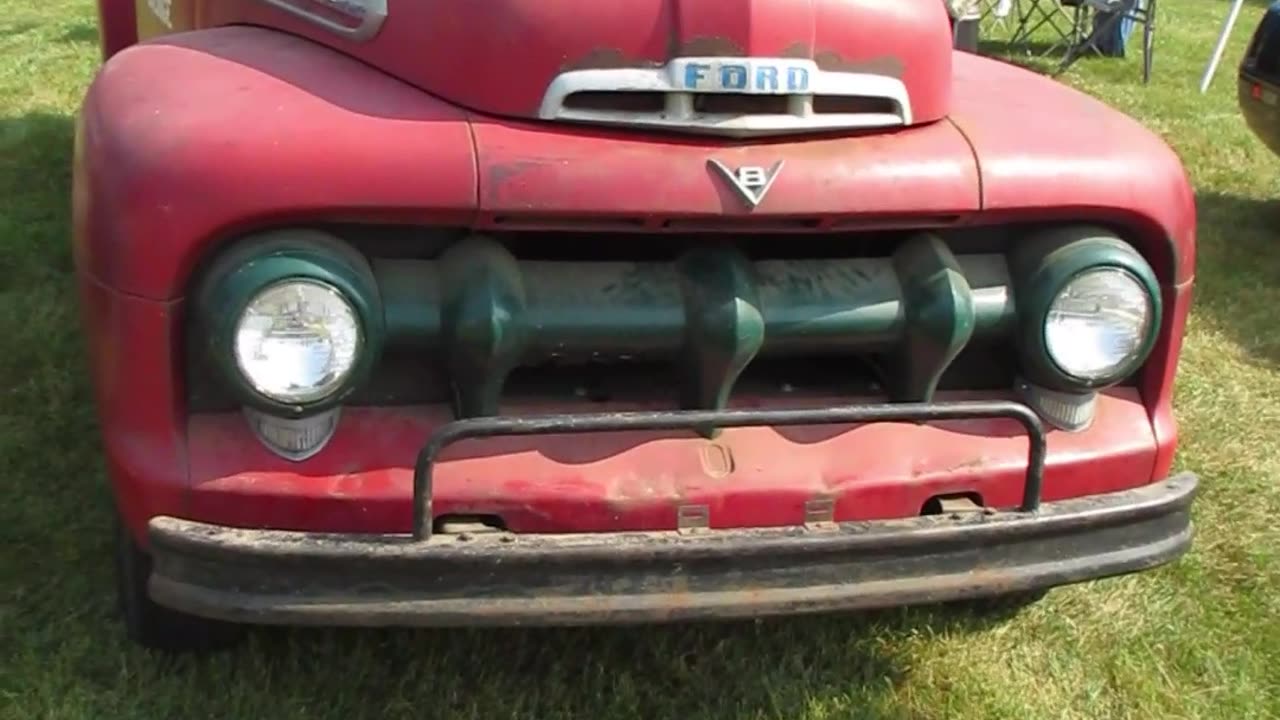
top-left (413, 400), bottom-right (1047, 541)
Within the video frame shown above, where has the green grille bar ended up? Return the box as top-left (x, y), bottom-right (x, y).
top-left (891, 234), bottom-right (977, 402)
top-left (373, 233), bottom-right (1015, 421)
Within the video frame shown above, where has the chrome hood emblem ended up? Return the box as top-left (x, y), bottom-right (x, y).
top-left (709, 160), bottom-right (784, 208)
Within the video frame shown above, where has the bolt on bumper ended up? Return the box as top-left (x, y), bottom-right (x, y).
top-left (147, 473), bottom-right (1196, 626)
top-left (144, 401), bottom-right (1196, 627)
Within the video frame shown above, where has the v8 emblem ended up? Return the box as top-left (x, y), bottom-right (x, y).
top-left (708, 159), bottom-right (785, 209)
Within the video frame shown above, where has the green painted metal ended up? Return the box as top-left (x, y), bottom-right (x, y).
top-left (193, 229), bottom-right (384, 416)
top-left (437, 236), bottom-right (531, 418)
top-left (364, 233), bottom-right (1014, 418)
top-left (375, 260), bottom-right (442, 347)
top-left (1008, 226), bottom-right (1162, 392)
top-left (889, 234), bottom-right (977, 402)
top-left (676, 247), bottom-right (765, 435)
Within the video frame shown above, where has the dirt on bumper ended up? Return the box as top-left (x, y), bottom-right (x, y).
top-left (146, 473), bottom-right (1197, 627)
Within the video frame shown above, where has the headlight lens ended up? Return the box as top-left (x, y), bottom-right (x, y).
top-left (234, 280), bottom-right (362, 403)
top-left (1044, 268), bottom-right (1153, 382)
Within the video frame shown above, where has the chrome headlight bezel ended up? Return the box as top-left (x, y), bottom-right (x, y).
top-left (1043, 266), bottom-right (1156, 385)
top-left (1011, 226), bottom-right (1163, 393)
top-left (195, 229), bottom-right (384, 416)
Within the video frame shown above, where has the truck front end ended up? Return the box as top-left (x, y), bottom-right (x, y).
top-left (77, 0), bottom-right (1197, 651)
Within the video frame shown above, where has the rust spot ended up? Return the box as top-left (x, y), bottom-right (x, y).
top-left (671, 36), bottom-right (745, 58)
top-left (488, 161), bottom-right (531, 188)
top-left (561, 48), bottom-right (662, 72)
top-left (943, 457), bottom-right (988, 473)
top-left (602, 471), bottom-right (686, 514)
top-left (780, 41), bottom-right (813, 59)
top-left (814, 51), bottom-right (905, 78)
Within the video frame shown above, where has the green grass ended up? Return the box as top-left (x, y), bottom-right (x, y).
top-left (3, 0), bottom-right (1280, 718)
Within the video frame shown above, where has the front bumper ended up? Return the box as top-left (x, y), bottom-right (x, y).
top-left (147, 472), bottom-right (1197, 627)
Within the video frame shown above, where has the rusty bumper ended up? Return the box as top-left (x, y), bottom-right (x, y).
top-left (145, 473), bottom-right (1197, 627)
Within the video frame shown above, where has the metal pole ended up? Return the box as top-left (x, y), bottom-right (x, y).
top-left (1200, 0), bottom-right (1248, 93)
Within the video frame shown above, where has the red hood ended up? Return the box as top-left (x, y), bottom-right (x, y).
top-left (197, 0), bottom-right (953, 133)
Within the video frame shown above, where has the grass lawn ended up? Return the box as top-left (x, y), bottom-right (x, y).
top-left (3, 0), bottom-right (1280, 718)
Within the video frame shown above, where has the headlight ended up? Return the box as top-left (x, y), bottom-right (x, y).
top-left (234, 279), bottom-right (362, 404)
top-left (1010, 226), bottom-right (1162, 394)
top-left (1044, 268), bottom-right (1153, 383)
top-left (196, 229), bottom-right (384, 416)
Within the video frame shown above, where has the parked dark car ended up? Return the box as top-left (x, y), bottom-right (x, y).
top-left (1240, 1), bottom-right (1280, 156)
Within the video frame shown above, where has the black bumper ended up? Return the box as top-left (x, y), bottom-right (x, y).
top-left (147, 473), bottom-right (1197, 627)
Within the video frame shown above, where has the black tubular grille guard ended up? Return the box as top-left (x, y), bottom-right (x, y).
top-left (412, 401), bottom-right (1047, 541)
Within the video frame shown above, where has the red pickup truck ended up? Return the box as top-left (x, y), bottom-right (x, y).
top-left (77, 0), bottom-right (1197, 652)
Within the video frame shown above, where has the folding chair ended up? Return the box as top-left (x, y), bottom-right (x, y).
top-left (1057, 0), bottom-right (1157, 83)
top-left (977, 0), bottom-right (1019, 32)
top-left (1007, 0), bottom-right (1088, 57)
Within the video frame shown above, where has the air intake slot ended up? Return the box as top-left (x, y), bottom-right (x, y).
top-left (563, 91), bottom-right (666, 114)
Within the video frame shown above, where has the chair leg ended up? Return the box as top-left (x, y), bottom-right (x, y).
top-left (1057, 5), bottom-right (1097, 75)
top-left (1143, 0), bottom-right (1155, 83)
top-left (1055, 0), bottom-right (1156, 82)
top-left (1073, 2), bottom-right (1090, 46)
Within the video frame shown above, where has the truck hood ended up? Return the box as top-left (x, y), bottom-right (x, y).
top-left (200, 0), bottom-right (954, 137)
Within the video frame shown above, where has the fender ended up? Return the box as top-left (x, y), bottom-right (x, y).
top-left (949, 53), bottom-right (1196, 285)
top-left (72, 25), bottom-right (477, 300)
top-left (948, 52), bottom-right (1197, 479)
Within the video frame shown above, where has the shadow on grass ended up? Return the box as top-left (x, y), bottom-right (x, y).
top-left (60, 22), bottom-right (100, 45)
top-left (1, 20), bottom-right (100, 44)
top-left (0, 112), bottom-right (80, 290)
top-left (0, 21), bottom-right (40, 38)
top-left (136, 601), bottom-right (1028, 720)
top-left (1184, 189), bottom-right (1280, 369)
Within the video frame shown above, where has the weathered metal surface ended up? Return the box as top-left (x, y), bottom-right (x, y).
top-left (163, 0), bottom-right (954, 127)
top-left (145, 474), bottom-right (1197, 627)
top-left (676, 247), bottom-right (764, 434)
top-left (73, 16), bottom-right (1197, 555)
top-left (410, 400), bottom-right (1047, 540)
top-left (372, 234), bottom-right (1013, 419)
top-left (471, 109), bottom-right (981, 217)
top-left (436, 236), bottom-right (530, 419)
top-left (890, 234), bottom-right (976, 402)
top-left (183, 388), bottom-right (1161, 535)
top-left (73, 28), bottom-right (1195, 299)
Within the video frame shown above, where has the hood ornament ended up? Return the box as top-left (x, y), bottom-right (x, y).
top-left (708, 159), bottom-right (784, 208)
